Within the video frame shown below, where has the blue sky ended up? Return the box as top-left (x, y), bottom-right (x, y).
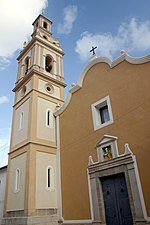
top-left (0, 0), bottom-right (150, 166)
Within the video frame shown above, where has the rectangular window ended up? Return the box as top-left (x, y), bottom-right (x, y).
top-left (99, 105), bottom-right (110, 124)
top-left (91, 96), bottom-right (113, 130)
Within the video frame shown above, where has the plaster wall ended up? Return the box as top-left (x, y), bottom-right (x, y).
top-left (37, 97), bottom-right (56, 142)
top-left (11, 99), bottom-right (30, 147)
top-left (7, 153), bottom-right (26, 211)
top-left (36, 151), bottom-right (57, 209)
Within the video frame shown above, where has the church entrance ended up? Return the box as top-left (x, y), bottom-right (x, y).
top-left (101, 173), bottom-right (133, 225)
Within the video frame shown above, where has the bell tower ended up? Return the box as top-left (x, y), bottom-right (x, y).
top-left (2, 15), bottom-right (66, 225)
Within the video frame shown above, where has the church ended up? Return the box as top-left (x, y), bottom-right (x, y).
top-left (1, 14), bottom-right (150, 225)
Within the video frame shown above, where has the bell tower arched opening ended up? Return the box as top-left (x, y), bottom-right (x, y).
top-left (45, 55), bottom-right (53, 73)
top-left (24, 57), bottom-right (29, 75)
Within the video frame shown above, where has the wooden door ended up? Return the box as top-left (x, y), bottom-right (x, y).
top-left (101, 173), bottom-right (133, 225)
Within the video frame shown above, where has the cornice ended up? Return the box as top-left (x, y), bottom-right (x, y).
top-left (13, 69), bottom-right (67, 92)
top-left (17, 36), bottom-right (64, 61)
top-left (55, 51), bottom-right (150, 116)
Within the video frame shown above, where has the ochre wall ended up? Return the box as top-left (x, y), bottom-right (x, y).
top-left (60, 60), bottom-right (150, 220)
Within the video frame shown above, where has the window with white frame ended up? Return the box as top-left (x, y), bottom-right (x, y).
top-left (91, 96), bottom-right (113, 130)
top-left (19, 111), bottom-right (24, 130)
top-left (14, 168), bottom-right (20, 192)
top-left (46, 166), bottom-right (54, 190)
top-left (46, 109), bottom-right (53, 128)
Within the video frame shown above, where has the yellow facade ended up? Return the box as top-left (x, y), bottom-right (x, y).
top-left (58, 55), bottom-right (150, 224)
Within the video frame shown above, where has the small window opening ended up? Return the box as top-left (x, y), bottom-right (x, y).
top-left (47, 168), bottom-right (51, 188)
top-left (46, 109), bottom-right (53, 127)
top-left (43, 35), bottom-right (47, 40)
top-left (47, 110), bottom-right (50, 126)
top-left (25, 57), bottom-right (29, 75)
top-left (99, 104), bottom-right (110, 124)
top-left (19, 111), bottom-right (24, 130)
top-left (43, 21), bottom-right (47, 29)
top-left (47, 86), bottom-right (51, 92)
top-left (46, 166), bottom-right (54, 190)
top-left (45, 56), bottom-right (53, 73)
top-left (15, 168), bottom-right (20, 192)
top-left (45, 83), bottom-right (54, 94)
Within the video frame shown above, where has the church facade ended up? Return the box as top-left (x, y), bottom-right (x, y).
top-left (1, 14), bottom-right (150, 225)
top-left (55, 54), bottom-right (150, 225)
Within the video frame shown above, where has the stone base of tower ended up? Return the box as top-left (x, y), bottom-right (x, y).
top-left (2, 209), bottom-right (59, 225)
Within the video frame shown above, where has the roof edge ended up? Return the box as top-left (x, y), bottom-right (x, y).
top-left (55, 51), bottom-right (150, 116)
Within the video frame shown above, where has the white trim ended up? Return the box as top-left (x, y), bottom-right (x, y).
top-left (96, 135), bottom-right (119, 162)
top-left (63, 220), bottom-right (92, 224)
top-left (133, 155), bottom-right (150, 221)
top-left (91, 96), bottom-right (113, 130)
top-left (55, 52), bottom-right (150, 117)
top-left (56, 115), bottom-right (63, 219)
top-left (87, 169), bottom-right (94, 220)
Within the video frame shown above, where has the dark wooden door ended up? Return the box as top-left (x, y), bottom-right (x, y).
top-left (101, 173), bottom-right (133, 225)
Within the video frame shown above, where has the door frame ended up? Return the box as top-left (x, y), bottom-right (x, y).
top-left (88, 147), bottom-right (147, 225)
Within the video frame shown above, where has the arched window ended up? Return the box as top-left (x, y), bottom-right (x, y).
top-left (43, 21), bottom-right (47, 29)
top-left (46, 109), bottom-right (53, 128)
top-left (46, 166), bottom-right (54, 190)
top-left (14, 168), bottom-right (20, 192)
top-left (24, 57), bottom-right (29, 75)
top-left (19, 111), bottom-right (24, 130)
top-left (45, 56), bottom-right (53, 73)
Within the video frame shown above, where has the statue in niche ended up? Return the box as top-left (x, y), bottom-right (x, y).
top-left (103, 146), bottom-right (112, 160)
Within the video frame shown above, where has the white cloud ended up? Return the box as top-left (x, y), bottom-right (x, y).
top-left (0, 0), bottom-right (48, 61)
top-left (0, 57), bottom-right (10, 71)
top-left (75, 18), bottom-right (150, 61)
top-left (0, 96), bottom-right (9, 104)
top-left (57, 5), bottom-right (78, 34)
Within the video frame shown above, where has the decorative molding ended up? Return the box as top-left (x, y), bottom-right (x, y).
top-left (133, 155), bottom-right (150, 221)
top-left (55, 52), bottom-right (150, 116)
top-left (88, 156), bottom-right (94, 166)
top-left (124, 143), bottom-right (133, 155)
top-left (96, 134), bottom-right (118, 147)
top-left (91, 95), bottom-right (113, 131)
top-left (63, 220), bottom-right (92, 224)
top-left (88, 145), bottom-right (148, 223)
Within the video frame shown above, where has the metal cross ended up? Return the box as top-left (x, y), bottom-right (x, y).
top-left (90, 46), bottom-right (97, 55)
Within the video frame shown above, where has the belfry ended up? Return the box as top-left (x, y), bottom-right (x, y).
top-left (2, 15), bottom-right (66, 225)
